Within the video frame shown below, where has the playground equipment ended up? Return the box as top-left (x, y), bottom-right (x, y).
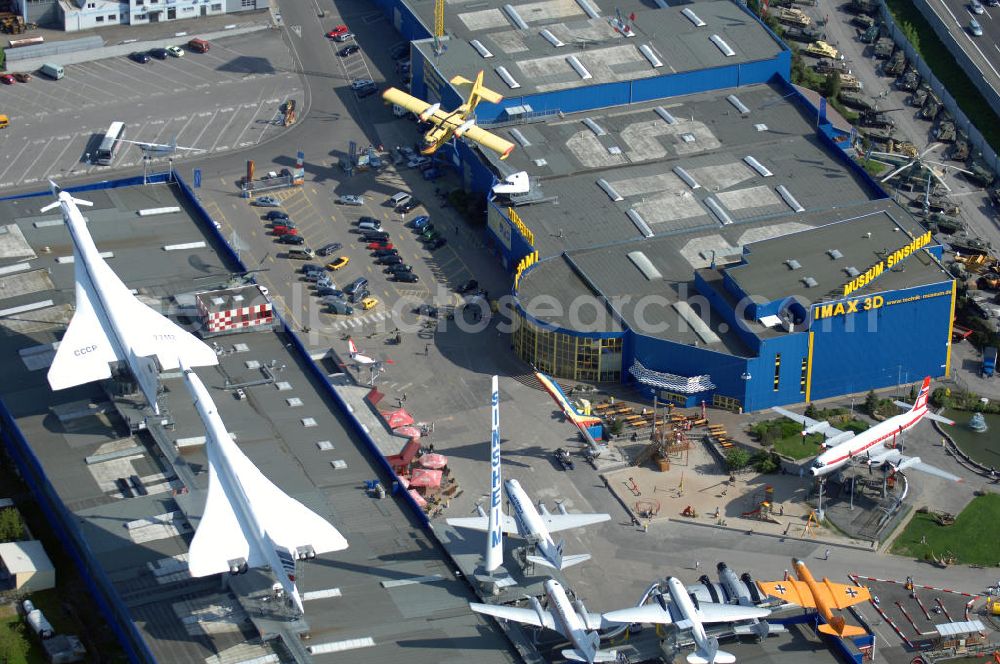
top-left (636, 500), bottom-right (660, 520)
top-left (681, 505), bottom-right (698, 518)
top-left (741, 485), bottom-right (782, 523)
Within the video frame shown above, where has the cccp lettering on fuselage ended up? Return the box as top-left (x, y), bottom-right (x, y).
top-left (74, 345), bottom-right (98, 356)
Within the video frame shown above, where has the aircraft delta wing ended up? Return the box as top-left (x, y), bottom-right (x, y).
top-left (446, 511), bottom-right (610, 535)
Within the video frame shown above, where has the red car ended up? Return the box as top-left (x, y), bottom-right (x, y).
top-left (272, 225), bottom-right (298, 236)
top-left (326, 24), bottom-right (349, 38)
top-left (0, 74), bottom-right (16, 85)
top-left (367, 241), bottom-right (394, 250)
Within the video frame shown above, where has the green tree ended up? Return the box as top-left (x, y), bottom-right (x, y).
top-left (607, 418), bottom-right (625, 437)
top-left (825, 72), bottom-right (842, 101)
top-left (804, 403), bottom-right (818, 419)
top-left (864, 390), bottom-right (879, 416)
top-left (900, 21), bottom-right (920, 53)
top-left (0, 621), bottom-right (30, 663)
top-left (725, 448), bottom-right (751, 471)
top-left (751, 450), bottom-right (780, 474)
top-left (0, 508), bottom-right (24, 542)
top-left (908, 384), bottom-right (918, 402)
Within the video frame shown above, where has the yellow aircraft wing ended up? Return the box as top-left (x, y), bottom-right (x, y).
top-left (757, 579), bottom-right (816, 608)
top-left (818, 580), bottom-right (870, 610)
top-left (460, 125), bottom-right (515, 159)
top-left (381, 87), bottom-right (433, 117)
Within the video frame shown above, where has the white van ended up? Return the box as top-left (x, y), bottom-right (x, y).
top-left (40, 63), bottom-right (64, 80)
top-left (389, 191), bottom-right (412, 208)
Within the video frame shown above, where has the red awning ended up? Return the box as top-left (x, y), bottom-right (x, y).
top-left (394, 425), bottom-right (422, 440)
top-left (407, 489), bottom-right (427, 507)
top-left (419, 453), bottom-right (448, 470)
top-left (384, 408), bottom-right (414, 429)
top-left (409, 468), bottom-right (442, 489)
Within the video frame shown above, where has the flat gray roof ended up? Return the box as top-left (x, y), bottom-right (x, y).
top-left (413, 0), bottom-right (783, 99)
top-left (491, 83), bottom-right (876, 260)
top-left (517, 199), bottom-right (949, 348)
top-left (726, 205), bottom-right (947, 303)
top-left (0, 183), bottom-right (517, 664)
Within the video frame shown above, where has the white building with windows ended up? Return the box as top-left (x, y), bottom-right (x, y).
top-left (28, 0), bottom-right (265, 32)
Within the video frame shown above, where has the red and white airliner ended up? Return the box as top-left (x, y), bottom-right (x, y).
top-left (773, 377), bottom-right (961, 482)
top-left (347, 337), bottom-right (377, 364)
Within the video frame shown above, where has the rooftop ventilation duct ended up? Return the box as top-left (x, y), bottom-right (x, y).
top-left (844, 266), bottom-right (860, 277)
top-left (827, 249), bottom-right (844, 259)
top-left (509, 128), bottom-right (531, 147)
top-left (575, 0), bottom-right (601, 19)
top-left (743, 155), bottom-right (772, 177)
top-left (582, 117), bottom-right (606, 136)
top-left (628, 251), bottom-right (662, 279)
top-left (673, 166), bottom-right (700, 189)
top-left (710, 34), bottom-right (735, 57)
top-left (639, 44), bottom-right (663, 68)
top-left (469, 39), bottom-right (494, 58)
top-left (654, 106), bottom-right (678, 125)
top-left (495, 66), bottom-right (521, 89)
top-left (626, 209), bottom-right (654, 238)
top-left (597, 179), bottom-right (623, 202)
top-left (540, 29), bottom-right (564, 47)
top-left (802, 276), bottom-right (819, 288)
top-left (682, 7), bottom-right (706, 26)
top-left (503, 4), bottom-right (529, 29)
top-left (566, 55), bottom-right (592, 79)
top-left (727, 94), bottom-right (750, 114)
top-left (705, 197), bottom-right (732, 225)
top-left (776, 185), bottom-right (804, 212)
top-left (785, 259), bottom-right (802, 270)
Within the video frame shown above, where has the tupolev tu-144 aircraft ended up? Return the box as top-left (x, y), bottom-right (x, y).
top-left (43, 183), bottom-right (218, 414)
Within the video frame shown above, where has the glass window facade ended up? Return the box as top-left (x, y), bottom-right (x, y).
top-left (512, 311), bottom-right (622, 383)
top-left (713, 394), bottom-right (742, 411)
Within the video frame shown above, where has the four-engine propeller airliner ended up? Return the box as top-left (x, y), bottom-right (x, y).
top-left (773, 376), bottom-right (960, 481)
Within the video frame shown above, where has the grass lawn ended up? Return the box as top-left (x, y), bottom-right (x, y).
top-left (773, 433), bottom-right (826, 459)
top-left (885, 0), bottom-right (1000, 151)
top-left (891, 493), bottom-right (1000, 565)
top-left (755, 414), bottom-right (869, 460)
top-left (2, 616), bottom-right (46, 664)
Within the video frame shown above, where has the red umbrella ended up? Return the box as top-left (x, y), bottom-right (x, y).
top-left (407, 489), bottom-right (427, 507)
top-left (419, 453), bottom-right (448, 470)
top-left (395, 425), bottom-right (422, 440)
top-left (409, 468), bottom-right (443, 489)
top-left (384, 408), bottom-right (415, 429)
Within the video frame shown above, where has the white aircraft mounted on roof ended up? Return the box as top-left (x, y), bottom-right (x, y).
top-left (43, 182), bottom-right (218, 414)
top-left (772, 376), bottom-right (960, 481)
top-left (181, 364), bottom-right (348, 615)
top-left (119, 136), bottom-right (205, 156)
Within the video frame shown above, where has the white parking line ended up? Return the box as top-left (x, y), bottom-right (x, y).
top-left (41, 135), bottom-right (81, 179)
top-left (0, 141), bottom-right (31, 182)
top-left (190, 110), bottom-right (221, 150)
top-left (18, 138), bottom-right (56, 184)
top-left (231, 99), bottom-right (270, 148)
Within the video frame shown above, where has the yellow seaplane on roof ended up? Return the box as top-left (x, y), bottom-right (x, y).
top-left (382, 71), bottom-right (516, 160)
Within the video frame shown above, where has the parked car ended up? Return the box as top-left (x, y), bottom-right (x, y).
top-left (357, 217), bottom-right (382, 231)
top-left (385, 263), bottom-right (413, 274)
top-left (301, 264), bottom-right (324, 275)
top-left (361, 296), bottom-right (379, 310)
top-left (317, 242), bottom-right (343, 257)
top-left (351, 78), bottom-right (375, 90)
top-left (338, 45), bottom-right (360, 57)
top-left (327, 256), bottom-right (351, 270)
top-left (426, 238), bottom-right (448, 250)
top-left (420, 230), bottom-right (441, 243)
top-left (0, 74), bottom-right (14, 85)
top-left (377, 254), bottom-right (404, 265)
top-left (457, 279), bottom-right (479, 294)
top-left (361, 231), bottom-right (390, 242)
top-left (326, 24), bottom-right (350, 38)
top-left (372, 248), bottom-right (398, 258)
top-left (265, 210), bottom-right (289, 221)
top-left (411, 215), bottom-right (431, 230)
top-left (357, 85), bottom-right (379, 98)
top-left (167, 46), bottom-right (185, 57)
top-left (316, 286), bottom-right (345, 298)
top-left (393, 271), bottom-right (419, 283)
top-left (406, 156), bottom-right (431, 169)
top-left (397, 199), bottom-right (421, 214)
top-left (971, 0), bottom-right (985, 14)
top-left (336, 194), bottom-right (365, 206)
top-left (149, 47), bottom-right (169, 60)
top-left (129, 52), bottom-right (151, 64)
top-left (254, 196), bottom-right (280, 207)
top-left (348, 288), bottom-right (370, 304)
top-left (272, 225), bottom-right (298, 236)
top-left (970, 17), bottom-right (984, 35)
top-left (278, 234), bottom-right (306, 245)
top-left (367, 241), bottom-right (393, 250)
top-left (326, 300), bottom-right (354, 315)
top-left (334, 31), bottom-right (355, 42)
top-left (13, 72), bottom-right (31, 82)
top-left (345, 277), bottom-right (369, 296)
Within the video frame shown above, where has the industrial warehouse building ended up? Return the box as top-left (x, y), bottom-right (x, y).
top-left (368, 0), bottom-right (956, 411)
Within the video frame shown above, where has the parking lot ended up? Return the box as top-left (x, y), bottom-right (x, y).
top-left (0, 30), bottom-right (300, 188)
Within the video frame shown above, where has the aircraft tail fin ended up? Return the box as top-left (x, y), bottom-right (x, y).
top-left (818, 616), bottom-right (867, 638)
top-left (912, 376), bottom-right (931, 411)
top-left (558, 553), bottom-right (591, 569)
top-left (41, 180), bottom-right (92, 212)
top-left (561, 631), bottom-right (612, 662)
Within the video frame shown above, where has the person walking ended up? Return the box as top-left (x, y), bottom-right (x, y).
top-left (823, 548), bottom-right (830, 560)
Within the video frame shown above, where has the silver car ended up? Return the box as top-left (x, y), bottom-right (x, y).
top-left (971, 17), bottom-right (984, 35)
top-left (336, 194), bottom-right (365, 206)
